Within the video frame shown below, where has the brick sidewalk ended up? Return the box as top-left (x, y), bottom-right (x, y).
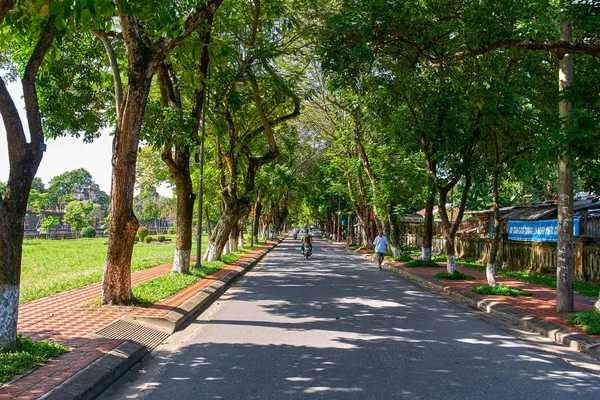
top-left (373, 252), bottom-right (599, 339)
top-left (0, 242), bottom-right (274, 400)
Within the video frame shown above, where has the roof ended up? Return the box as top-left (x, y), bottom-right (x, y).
top-left (489, 196), bottom-right (600, 221)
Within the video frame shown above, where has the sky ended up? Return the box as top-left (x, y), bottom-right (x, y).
top-left (1, 80), bottom-right (171, 196)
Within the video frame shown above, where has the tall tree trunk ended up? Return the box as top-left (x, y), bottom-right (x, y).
top-left (557, 2), bottom-right (575, 313)
top-left (205, 205), bottom-right (212, 236)
top-left (0, 16), bottom-right (56, 350)
top-left (157, 64), bottom-right (199, 275)
top-left (438, 175), bottom-right (472, 273)
top-left (253, 199), bottom-right (262, 244)
top-left (170, 167), bottom-right (195, 273)
top-left (103, 79), bottom-right (152, 304)
top-left (203, 200), bottom-right (249, 261)
top-left (486, 166), bottom-right (500, 287)
top-left (386, 213), bottom-right (402, 257)
top-left (422, 188), bottom-right (435, 261)
top-left (101, 2), bottom-right (223, 305)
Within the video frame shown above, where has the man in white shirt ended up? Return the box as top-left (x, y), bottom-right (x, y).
top-left (373, 231), bottom-right (388, 271)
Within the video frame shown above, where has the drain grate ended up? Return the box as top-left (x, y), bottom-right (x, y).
top-left (93, 319), bottom-right (170, 349)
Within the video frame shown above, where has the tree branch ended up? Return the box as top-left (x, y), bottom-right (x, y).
top-left (91, 28), bottom-right (124, 121)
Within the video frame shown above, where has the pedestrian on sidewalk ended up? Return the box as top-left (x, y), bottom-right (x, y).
top-left (373, 231), bottom-right (388, 270)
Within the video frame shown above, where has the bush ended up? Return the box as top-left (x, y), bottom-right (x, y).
top-left (138, 227), bottom-right (149, 241)
top-left (157, 235), bottom-right (166, 242)
top-left (434, 271), bottom-right (475, 280)
top-left (404, 260), bottom-right (440, 268)
top-left (145, 236), bottom-right (153, 243)
top-left (80, 226), bottom-right (96, 238)
top-left (134, 236), bottom-right (139, 243)
top-left (473, 284), bottom-right (532, 297)
top-left (566, 310), bottom-right (600, 335)
top-left (167, 226), bottom-right (176, 234)
top-left (390, 254), bottom-right (413, 262)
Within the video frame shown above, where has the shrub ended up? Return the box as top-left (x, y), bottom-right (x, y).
top-left (434, 271), bottom-right (475, 280)
top-left (157, 235), bottom-right (166, 242)
top-left (390, 254), bottom-right (413, 262)
top-left (145, 236), bottom-right (153, 243)
top-left (566, 310), bottom-right (600, 335)
top-left (473, 284), bottom-right (532, 297)
top-left (404, 260), bottom-right (440, 268)
top-left (167, 226), bottom-right (176, 234)
top-left (80, 226), bottom-right (96, 238)
top-left (138, 227), bottom-right (149, 241)
top-left (134, 236), bottom-right (139, 243)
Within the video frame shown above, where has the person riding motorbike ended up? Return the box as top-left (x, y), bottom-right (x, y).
top-left (300, 230), bottom-right (313, 254)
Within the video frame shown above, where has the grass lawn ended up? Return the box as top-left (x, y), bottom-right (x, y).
top-left (0, 335), bottom-right (68, 384)
top-left (92, 240), bottom-right (268, 307)
top-left (20, 234), bottom-right (205, 303)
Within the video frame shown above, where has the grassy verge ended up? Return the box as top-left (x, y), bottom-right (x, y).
top-left (566, 310), bottom-right (600, 335)
top-left (473, 283), bottom-right (532, 297)
top-left (0, 335), bottom-right (69, 384)
top-left (435, 271), bottom-right (475, 280)
top-left (20, 234), bottom-right (206, 303)
top-left (132, 261), bottom-right (226, 307)
top-left (404, 260), bottom-right (440, 268)
top-left (120, 241), bottom-right (266, 307)
top-left (457, 258), bottom-right (600, 298)
top-left (388, 254), bottom-right (413, 262)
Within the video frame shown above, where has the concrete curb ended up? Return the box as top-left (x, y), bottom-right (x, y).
top-left (40, 237), bottom-right (286, 400)
top-left (347, 246), bottom-right (600, 361)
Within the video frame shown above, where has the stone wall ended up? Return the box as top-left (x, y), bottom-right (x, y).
top-left (399, 234), bottom-right (600, 283)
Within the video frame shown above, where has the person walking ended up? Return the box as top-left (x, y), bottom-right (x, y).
top-left (373, 231), bottom-right (388, 270)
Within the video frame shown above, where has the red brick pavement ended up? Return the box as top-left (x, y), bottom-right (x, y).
top-left (0, 242), bottom-right (275, 400)
top-left (383, 258), bottom-right (600, 338)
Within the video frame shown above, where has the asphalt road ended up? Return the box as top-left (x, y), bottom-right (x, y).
top-left (100, 237), bottom-right (600, 400)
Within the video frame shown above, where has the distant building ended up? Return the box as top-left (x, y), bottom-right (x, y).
top-left (72, 178), bottom-right (101, 202)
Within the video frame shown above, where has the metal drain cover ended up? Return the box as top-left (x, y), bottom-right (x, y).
top-left (93, 319), bottom-right (170, 349)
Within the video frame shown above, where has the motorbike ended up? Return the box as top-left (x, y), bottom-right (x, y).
top-left (302, 244), bottom-right (312, 259)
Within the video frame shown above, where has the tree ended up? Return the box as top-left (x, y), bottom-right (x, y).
top-left (31, 177), bottom-right (45, 193)
top-left (0, 1), bottom-right (57, 351)
top-left (41, 216), bottom-right (59, 234)
top-left (91, 0), bottom-right (224, 305)
top-left (63, 200), bottom-right (95, 231)
top-left (202, 0), bottom-right (305, 261)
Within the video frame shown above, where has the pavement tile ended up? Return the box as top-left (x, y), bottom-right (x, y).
top-left (3, 241), bottom-right (279, 399)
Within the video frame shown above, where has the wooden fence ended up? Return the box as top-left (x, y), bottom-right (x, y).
top-left (399, 234), bottom-right (600, 283)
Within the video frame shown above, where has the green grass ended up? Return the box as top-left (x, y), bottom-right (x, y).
top-left (132, 261), bottom-right (226, 307)
top-left (114, 242), bottom-right (264, 307)
top-left (0, 334), bottom-right (69, 384)
top-left (456, 258), bottom-right (600, 298)
top-left (473, 283), bottom-right (532, 297)
top-left (20, 234), bottom-right (206, 303)
top-left (566, 310), bottom-right (600, 335)
top-left (404, 259), bottom-right (440, 268)
top-left (389, 254), bottom-right (413, 262)
top-left (435, 271), bottom-right (476, 280)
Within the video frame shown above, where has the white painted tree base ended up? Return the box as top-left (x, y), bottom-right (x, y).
top-left (203, 242), bottom-right (218, 261)
top-left (172, 249), bottom-right (191, 274)
top-left (421, 247), bottom-right (432, 262)
top-left (0, 285), bottom-right (19, 350)
top-left (446, 255), bottom-right (457, 273)
top-left (486, 263), bottom-right (497, 287)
